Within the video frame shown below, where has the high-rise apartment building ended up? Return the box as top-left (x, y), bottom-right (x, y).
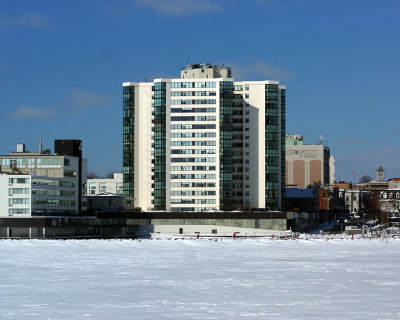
top-left (123, 63), bottom-right (286, 212)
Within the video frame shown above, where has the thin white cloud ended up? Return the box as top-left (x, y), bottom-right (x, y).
top-left (133, 0), bottom-right (221, 15)
top-left (0, 11), bottom-right (52, 30)
top-left (66, 89), bottom-right (108, 109)
top-left (5, 106), bottom-right (56, 119)
top-left (231, 60), bottom-right (293, 81)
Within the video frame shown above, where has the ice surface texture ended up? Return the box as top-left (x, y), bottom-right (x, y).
top-left (1, 238), bottom-right (400, 319)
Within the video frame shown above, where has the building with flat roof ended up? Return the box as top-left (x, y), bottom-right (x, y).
top-left (0, 140), bottom-right (87, 216)
top-left (87, 173), bottom-right (123, 196)
top-left (123, 63), bottom-right (286, 211)
top-left (285, 135), bottom-right (332, 189)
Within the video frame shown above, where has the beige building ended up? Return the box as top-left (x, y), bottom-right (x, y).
top-left (285, 135), bottom-right (331, 188)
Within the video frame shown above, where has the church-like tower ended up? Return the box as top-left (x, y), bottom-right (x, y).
top-left (377, 165), bottom-right (385, 182)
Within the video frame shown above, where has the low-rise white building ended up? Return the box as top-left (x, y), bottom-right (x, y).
top-left (0, 174), bottom-right (79, 217)
top-left (0, 140), bottom-right (87, 216)
top-left (341, 189), bottom-right (363, 213)
top-left (87, 173), bottom-right (123, 196)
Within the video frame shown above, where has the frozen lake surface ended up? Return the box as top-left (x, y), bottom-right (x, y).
top-left (1, 238), bottom-right (400, 319)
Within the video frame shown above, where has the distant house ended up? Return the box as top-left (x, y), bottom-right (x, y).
top-left (380, 189), bottom-right (400, 212)
top-left (87, 192), bottom-right (134, 213)
top-left (380, 188), bottom-right (400, 228)
top-left (286, 185), bottom-right (330, 213)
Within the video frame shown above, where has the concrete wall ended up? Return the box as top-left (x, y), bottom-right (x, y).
top-left (149, 224), bottom-right (287, 235)
top-left (135, 83), bottom-right (153, 210)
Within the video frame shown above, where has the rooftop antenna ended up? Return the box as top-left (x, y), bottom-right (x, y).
top-left (186, 58), bottom-right (189, 65)
top-left (39, 134), bottom-right (43, 154)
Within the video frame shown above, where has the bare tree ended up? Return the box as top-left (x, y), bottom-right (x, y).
top-left (359, 175), bottom-right (372, 183)
top-left (365, 191), bottom-right (388, 227)
top-left (106, 172), bottom-right (114, 179)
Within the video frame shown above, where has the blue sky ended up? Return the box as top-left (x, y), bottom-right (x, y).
top-left (1, 0), bottom-right (399, 181)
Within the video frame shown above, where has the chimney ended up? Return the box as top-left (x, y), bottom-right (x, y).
top-left (39, 134), bottom-right (43, 154)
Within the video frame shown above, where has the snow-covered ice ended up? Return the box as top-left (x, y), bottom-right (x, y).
top-left (1, 238), bottom-right (400, 319)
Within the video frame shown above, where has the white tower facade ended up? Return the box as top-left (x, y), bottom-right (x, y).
top-left (123, 64), bottom-right (286, 212)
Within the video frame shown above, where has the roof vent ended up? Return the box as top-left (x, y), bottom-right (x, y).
top-left (16, 143), bottom-right (25, 153)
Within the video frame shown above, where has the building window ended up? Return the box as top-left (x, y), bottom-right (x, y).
top-left (64, 170), bottom-right (76, 177)
top-left (245, 94), bottom-right (249, 99)
top-left (383, 193), bottom-right (387, 199)
top-left (9, 178), bottom-right (29, 184)
top-left (37, 158), bottom-right (62, 168)
top-left (245, 85), bottom-right (249, 90)
top-left (9, 188), bottom-right (30, 194)
top-left (9, 208), bottom-right (29, 214)
top-left (2, 158), bottom-right (26, 168)
top-left (9, 198), bottom-right (30, 204)
top-left (28, 158), bottom-right (35, 168)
